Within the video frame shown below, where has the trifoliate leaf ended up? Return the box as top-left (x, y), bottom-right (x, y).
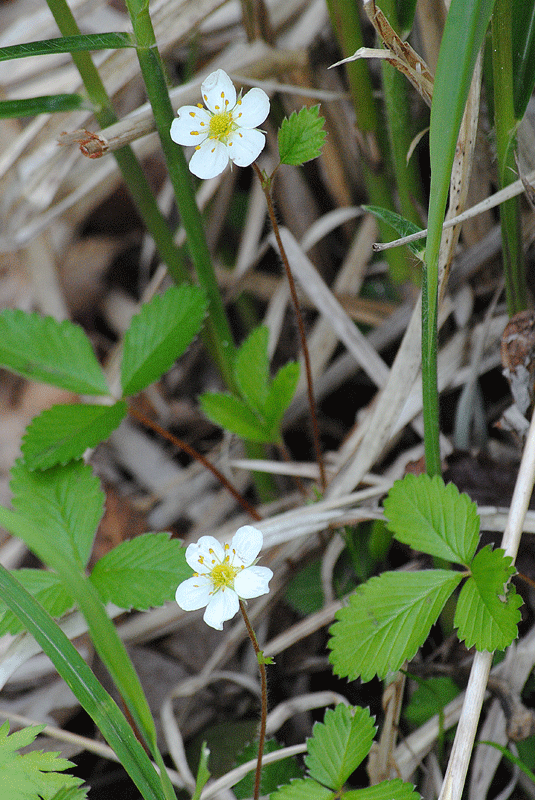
top-left (271, 777), bottom-right (334, 800)
top-left (306, 706), bottom-right (376, 791)
top-left (22, 401), bottom-right (127, 470)
top-left (362, 206), bottom-right (426, 261)
top-left (0, 309), bottom-right (109, 395)
top-left (343, 779), bottom-right (420, 800)
top-left (403, 677), bottom-right (460, 727)
top-left (0, 569), bottom-right (73, 635)
top-left (234, 326), bottom-right (270, 411)
top-left (455, 545), bottom-right (522, 651)
top-left (10, 459), bottom-right (104, 569)
top-left (199, 392), bottom-right (277, 443)
top-left (329, 570), bottom-right (463, 681)
top-left (264, 362), bottom-right (300, 428)
top-left (383, 473), bottom-right (479, 565)
top-left (90, 533), bottom-right (190, 610)
top-left (234, 738), bottom-right (302, 799)
top-left (0, 720), bottom-right (84, 800)
top-left (278, 106), bottom-right (326, 166)
top-left (121, 285), bottom-right (207, 397)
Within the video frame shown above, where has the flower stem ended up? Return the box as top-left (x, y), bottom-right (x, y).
top-left (239, 600), bottom-right (268, 800)
top-left (253, 162), bottom-right (326, 492)
top-left (128, 405), bottom-right (262, 521)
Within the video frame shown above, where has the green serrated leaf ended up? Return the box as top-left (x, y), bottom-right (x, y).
top-left (0, 569), bottom-right (73, 635)
top-left (22, 402), bottom-right (127, 470)
top-left (0, 720), bottom-right (83, 800)
top-left (403, 677), bottom-right (460, 727)
top-left (343, 778), bottom-right (420, 800)
top-left (455, 545), bottom-right (522, 651)
top-left (199, 392), bottom-right (274, 442)
top-left (329, 570), bottom-right (463, 682)
top-left (0, 94), bottom-right (88, 119)
top-left (306, 706), bottom-right (376, 790)
top-left (0, 309), bottom-right (109, 395)
top-left (383, 473), bottom-right (480, 565)
top-left (264, 361), bottom-right (300, 428)
top-left (362, 206), bottom-right (426, 260)
top-left (271, 777), bottom-right (334, 800)
top-left (90, 533), bottom-right (190, 610)
top-left (121, 285), bottom-right (207, 397)
top-left (234, 738), bottom-right (302, 799)
top-left (234, 326), bottom-right (270, 411)
top-left (50, 786), bottom-right (88, 800)
top-left (278, 106), bottom-right (326, 166)
top-left (10, 459), bottom-right (104, 569)
top-left (0, 32), bottom-right (133, 62)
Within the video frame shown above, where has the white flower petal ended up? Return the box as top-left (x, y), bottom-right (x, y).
top-left (201, 69), bottom-right (236, 115)
top-left (189, 138), bottom-right (230, 179)
top-left (186, 535), bottom-right (224, 571)
top-left (227, 128), bottom-right (265, 167)
top-left (203, 588), bottom-right (239, 630)
top-left (232, 526), bottom-right (263, 565)
top-left (234, 566), bottom-right (273, 599)
top-left (170, 106), bottom-right (211, 145)
top-left (233, 88), bottom-right (270, 128)
top-left (175, 575), bottom-right (212, 610)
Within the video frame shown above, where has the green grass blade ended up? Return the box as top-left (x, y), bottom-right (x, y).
top-left (0, 94), bottom-right (87, 118)
top-left (512, 0), bottom-right (535, 120)
top-left (0, 564), bottom-right (165, 800)
top-left (0, 32), bottom-right (133, 61)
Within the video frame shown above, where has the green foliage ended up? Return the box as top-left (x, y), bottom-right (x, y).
top-left (278, 106), bottom-right (326, 167)
top-left (192, 743), bottom-right (211, 800)
top-left (362, 206), bottom-right (426, 261)
top-left (403, 677), bottom-right (460, 727)
top-left (21, 401), bottom-right (128, 470)
top-left (121, 284), bottom-right (207, 396)
top-left (0, 569), bottom-right (73, 636)
top-left (271, 705), bottom-right (418, 800)
top-left (90, 532), bottom-right (190, 610)
top-left (285, 560), bottom-right (324, 615)
top-left (0, 32), bottom-right (133, 61)
top-left (233, 738), bottom-right (302, 798)
top-left (329, 474), bottom-right (522, 682)
top-left (0, 721), bottom-right (85, 800)
top-left (0, 94), bottom-right (88, 118)
top-left (512, 0), bottom-right (535, 120)
top-left (0, 309), bottom-right (109, 395)
top-left (200, 326), bottom-right (299, 443)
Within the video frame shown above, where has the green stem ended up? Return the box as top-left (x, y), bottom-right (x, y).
top-left (492, 0), bottom-right (527, 315)
top-left (421, 275), bottom-right (441, 477)
top-left (45, 0), bottom-right (188, 289)
top-left (239, 600), bottom-right (268, 800)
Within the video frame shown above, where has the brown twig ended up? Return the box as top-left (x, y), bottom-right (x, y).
top-left (128, 405), bottom-right (262, 521)
top-left (239, 600), bottom-right (268, 800)
top-left (252, 161), bottom-right (327, 492)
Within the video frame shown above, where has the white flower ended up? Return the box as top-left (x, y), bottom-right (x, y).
top-left (175, 526), bottom-right (273, 630)
top-left (170, 69), bottom-right (270, 179)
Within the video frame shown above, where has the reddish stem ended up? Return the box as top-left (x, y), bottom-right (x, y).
top-left (239, 600), bottom-right (268, 800)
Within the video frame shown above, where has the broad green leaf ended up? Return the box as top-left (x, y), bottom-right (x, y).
top-left (343, 779), bottom-right (420, 800)
top-left (278, 106), bottom-right (326, 166)
top-left (0, 569), bottom-right (73, 635)
top-left (90, 533), bottom-right (190, 610)
top-left (285, 560), bottom-right (324, 615)
top-left (403, 677), bottom-right (460, 727)
top-left (383, 473), bottom-right (479, 565)
top-left (0, 309), bottom-right (109, 395)
top-left (22, 401), bottom-right (127, 470)
top-left (512, 0), bottom-right (535, 120)
top-left (10, 459), bottom-right (104, 569)
top-left (264, 361), bottom-right (300, 428)
top-left (234, 738), bottom-right (302, 799)
top-left (50, 788), bottom-right (88, 800)
top-left (192, 743), bottom-right (211, 800)
top-left (455, 545), bottom-right (522, 651)
top-left (362, 206), bottom-right (425, 260)
top-left (121, 284), bottom-right (207, 396)
top-left (234, 326), bottom-right (270, 411)
top-left (0, 32), bottom-right (133, 61)
top-left (306, 706), bottom-right (375, 790)
top-left (0, 564), bottom-right (165, 800)
top-left (199, 393), bottom-right (274, 442)
top-left (329, 570), bottom-right (463, 681)
top-left (0, 95), bottom-right (87, 118)
top-left (271, 777), bottom-right (334, 800)
top-left (0, 720), bottom-right (83, 800)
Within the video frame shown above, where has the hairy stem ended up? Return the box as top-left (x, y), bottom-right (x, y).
top-left (239, 600), bottom-right (268, 800)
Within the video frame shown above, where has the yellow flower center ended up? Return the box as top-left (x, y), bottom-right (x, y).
top-left (210, 560), bottom-right (239, 590)
top-left (209, 111), bottom-right (234, 139)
